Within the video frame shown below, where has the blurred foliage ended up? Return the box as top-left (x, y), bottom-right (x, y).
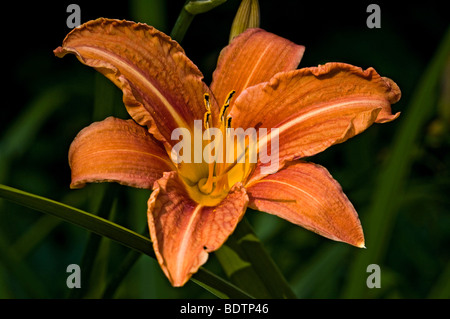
top-left (0, 0), bottom-right (449, 298)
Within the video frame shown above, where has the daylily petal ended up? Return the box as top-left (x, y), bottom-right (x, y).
top-left (148, 172), bottom-right (248, 286)
top-left (54, 18), bottom-right (219, 146)
top-left (230, 62), bottom-right (401, 183)
top-left (210, 28), bottom-right (304, 108)
top-left (69, 117), bottom-right (174, 189)
top-left (246, 161), bottom-right (365, 247)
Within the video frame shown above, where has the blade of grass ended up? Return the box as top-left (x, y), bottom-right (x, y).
top-left (215, 216), bottom-right (297, 298)
top-left (0, 184), bottom-right (155, 257)
top-left (0, 84), bottom-right (66, 298)
top-left (291, 245), bottom-right (348, 298)
top-left (0, 266), bottom-right (12, 298)
top-left (69, 184), bottom-right (119, 298)
top-left (0, 86), bottom-right (67, 182)
top-left (11, 215), bottom-right (61, 260)
top-left (191, 267), bottom-right (252, 299)
top-left (0, 184), bottom-right (253, 299)
top-left (101, 247), bottom-right (142, 298)
top-left (343, 26), bottom-right (450, 298)
top-left (215, 243), bottom-right (271, 298)
top-left (101, 225), bottom-right (150, 299)
top-left (428, 261), bottom-right (450, 299)
top-left (0, 232), bottom-right (51, 298)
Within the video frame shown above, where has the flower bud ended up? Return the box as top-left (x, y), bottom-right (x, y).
top-left (229, 0), bottom-right (260, 42)
top-left (184, 0), bottom-right (227, 15)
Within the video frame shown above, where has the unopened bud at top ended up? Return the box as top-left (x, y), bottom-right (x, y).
top-left (229, 0), bottom-right (260, 42)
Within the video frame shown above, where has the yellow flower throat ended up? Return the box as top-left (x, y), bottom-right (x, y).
top-left (178, 91), bottom-right (254, 206)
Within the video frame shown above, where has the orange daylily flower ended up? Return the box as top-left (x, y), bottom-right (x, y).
top-left (54, 18), bottom-right (401, 287)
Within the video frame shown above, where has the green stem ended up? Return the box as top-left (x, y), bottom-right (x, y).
top-left (170, 0), bottom-right (228, 42)
top-left (170, 7), bottom-right (195, 43)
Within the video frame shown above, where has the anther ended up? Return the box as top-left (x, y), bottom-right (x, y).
top-left (227, 117), bottom-right (232, 128)
top-left (203, 93), bottom-right (212, 129)
top-left (203, 93), bottom-right (211, 111)
top-left (203, 112), bottom-right (211, 129)
top-left (220, 90), bottom-right (236, 122)
top-left (225, 90), bottom-right (236, 104)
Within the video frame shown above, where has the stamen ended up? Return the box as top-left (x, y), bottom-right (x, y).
top-left (203, 93), bottom-right (212, 129)
top-left (219, 90), bottom-right (236, 122)
top-left (214, 143), bottom-right (249, 179)
top-left (203, 93), bottom-right (211, 112)
top-left (225, 90), bottom-right (236, 104)
top-left (203, 112), bottom-right (211, 129)
top-left (198, 89), bottom-right (245, 197)
top-left (215, 91), bottom-right (238, 183)
top-left (198, 92), bottom-right (215, 194)
top-left (227, 117), bottom-right (232, 128)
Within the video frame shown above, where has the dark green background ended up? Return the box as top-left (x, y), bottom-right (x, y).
top-left (0, 0), bottom-right (448, 298)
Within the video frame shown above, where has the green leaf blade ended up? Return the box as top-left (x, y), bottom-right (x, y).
top-left (343, 26), bottom-right (450, 298)
top-left (215, 217), bottom-right (297, 299)
top-left (0, 184), bottom-right (254, 299)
